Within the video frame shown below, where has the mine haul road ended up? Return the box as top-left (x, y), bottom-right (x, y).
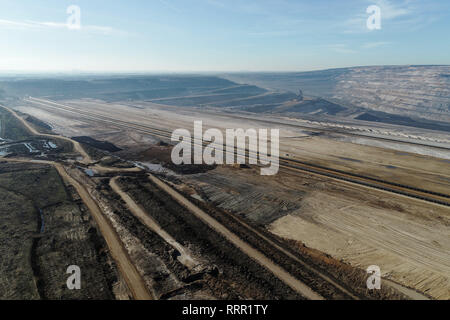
top-left (110, 177), bottom-right (199, 270)
top-left (147, 173), bottom-right (324, 300)
top-left (1, 103), bottom-right (326, 300)
top-left (1, 158), bottom-right (153, 300)
top-left (1, 101), bottom-right (433, 300)
top-left (53, 163), bottom-right (153, 300)
top-left (0, 104), bottom-right (152, 300)
top-left (23, 97), bottom-right (450, 207)
top-left (0, 104), bottom-right (92, 164)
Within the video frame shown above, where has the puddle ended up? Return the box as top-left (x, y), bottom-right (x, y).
top-left (84, 169), bottom-right (97, 177)
top-left (39, 209), bottom-right (45, 233)
top-left (395, 152), bottom-right (410, 156)
top-left (134, 161), bottom-right (178, 176)
top-left (24, 143), bottom-right (38, 153)
top-left (43, 140), bottom-right (57, 150)
top-left (191, 194), bottom-right (205, 202)
top-left (143, 163), bottom-right (167, 173)
top-left (0, 148), bottom-right (9, 157)
top-left (48, 141), bottom-right (57, 149)
top-left (338, 156), bottom-right (362, 163)
top-left (136, 162), bottom-right (166, 173)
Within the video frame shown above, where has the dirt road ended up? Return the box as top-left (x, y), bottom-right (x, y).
top-left (0, 106), bottom-right (154, 299)
top-left (0, 104), bottom-right (92, 164)
top-left (1, 104), bottom-right (324, 300)
top-left (2, 158), bottom-right (153, 300)
top-left (147, 174), bottom-right (324, 300)
top-left (55, 164), bottom-right (153, 300)
top-left (110, 177), bottom-right (199, 269)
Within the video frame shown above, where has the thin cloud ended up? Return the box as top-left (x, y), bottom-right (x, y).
top-left (362, 41), bottom-right (391, 49)
top-left (376, 0), bottom-right (412, 20)
top-left (157, 0), bottom-right (181, 13)
top-left (0, 18), bottom-right (126, 36)
top-left (0, 19), bottom-right (37, 29)
top-left (247, 30), bottom-right (301, 37)
top-left (328, 44), bottom-right (357, 54)
top-left (204, 0), bottom-right (226, 8)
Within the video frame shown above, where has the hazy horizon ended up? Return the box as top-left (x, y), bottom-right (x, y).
top-left (1, 63), bottom-right (450, 77)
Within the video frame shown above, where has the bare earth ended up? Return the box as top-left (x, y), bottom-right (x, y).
top-left (12, 98), bottom-right (450, 299)
top-left (110, 177), bottom-right (199, 270)
top-left (148, 174), bottom-right (324, 300)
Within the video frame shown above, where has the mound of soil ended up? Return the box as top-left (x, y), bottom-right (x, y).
top-left (120, 143), bottom-right (216, 174)
top-left (72, 136), bottom-right (122, 152)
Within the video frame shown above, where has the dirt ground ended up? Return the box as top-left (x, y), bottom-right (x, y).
top-left (0, 162), bottom-right (121, 300)
top-left (180, 166), bottom-right (449, 299)
top-left (16, 99), bottom-right (450, 194)
top-left (14, 98), bottom-right (450, 299)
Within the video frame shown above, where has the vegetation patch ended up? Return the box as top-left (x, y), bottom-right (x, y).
top-left (0, 108), bottom-right (32, 140)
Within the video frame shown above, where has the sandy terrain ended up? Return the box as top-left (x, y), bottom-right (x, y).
top-left (269, 191), bottom-right (450, 299)
top-left (183, 165), bottom-right (450, 299)
top-left (16, 98), bottom-right (450, 194)
top-left (11, 98), bottom-right (450, 299)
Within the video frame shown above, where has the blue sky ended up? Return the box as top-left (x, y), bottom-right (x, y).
top-left (1, 0), bottom-right (449, 72)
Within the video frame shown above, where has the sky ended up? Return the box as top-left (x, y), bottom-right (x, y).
top-left (0, 0), bottom-right (449, 72)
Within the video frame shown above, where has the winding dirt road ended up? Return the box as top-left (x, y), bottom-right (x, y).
top-left (0, 104), bottom-right (153, 300)
top-left (110, 177), bottom-right (199, 270)
top-left (55, 164), bottom-right (153, 300)
top-left (1, 103), bottom-right (429, 300)
top-left (0, 104), bottom-right (92, 164)
top-left (147, 174), bottom-right (324, 300)
top-left (3, 102), bottom-right (323, 299)
top-left (2, 158), bottom-right (153, 300)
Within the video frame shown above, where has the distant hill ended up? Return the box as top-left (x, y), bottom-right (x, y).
top-left (222, 66), bottom-right (450, 123)
top-left (0, 75), bottom-right (238, 101)
top-left (1, 69), bottom-right (450, 133)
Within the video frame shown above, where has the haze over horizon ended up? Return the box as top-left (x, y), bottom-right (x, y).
top-left (1, 0), bottom-right (450, 72)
